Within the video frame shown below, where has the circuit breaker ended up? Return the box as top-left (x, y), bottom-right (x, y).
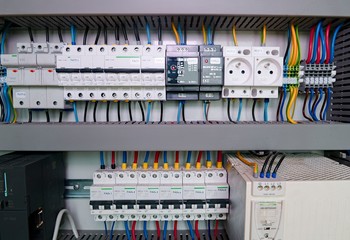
top-left (166, 45), bottom-right (200, 100)
top-left (199, 45), bottom-right (223, 101)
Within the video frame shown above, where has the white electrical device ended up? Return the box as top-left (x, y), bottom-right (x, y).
top-left (225, 153), bottom-right (350, 240)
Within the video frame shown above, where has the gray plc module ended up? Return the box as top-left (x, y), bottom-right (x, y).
top-left (166, 45), bottom-right (200, 100)
top-left (199, 45), bottom-right (223, 101)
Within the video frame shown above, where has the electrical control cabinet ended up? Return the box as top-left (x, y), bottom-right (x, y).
top-left (0, 152), bottom-right (64, 240)
top-left (166, 45), bottom-right (200, 100)
top-left (90, 167), bottom-right (229, 222)
top-left (226, 153), bottom-right (350, 240)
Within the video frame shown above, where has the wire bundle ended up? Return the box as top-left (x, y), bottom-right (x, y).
top-left (171, 18), bottom-right (186, 45)
top-left (260, 152), bottom-right (286, 178)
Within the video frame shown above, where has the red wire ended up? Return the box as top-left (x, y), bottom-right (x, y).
top-left (175, 151), bottom-right (179, 164)
top-left (196, 151), bottom-right (203, 165)
top-left (132, 221), bottom-right (136, 240)
top-left (195, 220), bottom-right (201, 240)
top-left (156, 221), bottom-right (161, 239)
top-left (325, 23), bottom-right (331, 64)
top-left (217, 151), bottom-right (222, 164)
top-left (154, 151), bottom-right (160, 164)
top-left (111, 151), bottom-right (116, 167)
top-left (214, 220), bottom-right (219, 240)
top-left (306, 26), bottom-right (316, 64)
top-left (316, 37), bottom-right (321, 64)
top-left (133, 151), bottom-right (138, 164)
top-left (174, 220), bottom-right (178, 240)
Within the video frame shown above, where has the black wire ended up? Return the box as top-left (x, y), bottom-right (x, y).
top-left (227, 100), bottom-right (234, 122)
top-left (28, 27), bottom-right (34, 42)
top-left (158, 17), bottom-right (162, 44)
top-left (183, 18), bottom-right (187, 45)
top-left (252, 99), bottom-right (257, 121)
top-left (94, 26), bottom-right (101, 45)
top-left (117, 101), bottom-right (121, 122)
top-left (283, 27), bottom-right (291, 64)
top-left (59, 111), bottom-right (63, 123)
top-left (121, 23), bottom-right (128, 43)
top-left (83, 26), bottom-right (89, 45)
top-left (0, 87), bottom-right (4, 122)
top-left (45, 110), bottom-right (50, 122)
top-left (138, 101), bottom-right (145, 121)
top-left (115, 24), bottom-right (120, 43)
top-left (93, 101), bottom-right (98, 122)
top-left (261, 152), bottom-right (276, 175)
top-left (267, 152), bottom-right (284, 175)
top-left (128, 101), bottom-right (133, 121)
top-left (182, 102), bottom-right (186, 123)
top-left (106, 101), bottom-right (110, 122)
top-left (272, 154), bottom-right (286, 175)
top-left (212, 21), bottom-right (218, 44)
top-left (57, 27), bottom-right (63, 43)
top-left (249, 151), bottom-right (270, 157)
top-left (103, 25), bottom-right (108, 45)
top-left (159, 101), bottom-right (163, 123)
top-left (45, 27), bottom-right (49, 43)
top-left (28, 109), bottom-right (32, 123)
top-left (84, 101), bottom-right (89, 122)
top-left (133, 22), bottom-right (140, 43)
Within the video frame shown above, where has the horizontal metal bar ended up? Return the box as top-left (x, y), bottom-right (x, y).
top-left (0, 122), bottom-right (349, 151)
top-left (64, 179), bottom-right (92, 198)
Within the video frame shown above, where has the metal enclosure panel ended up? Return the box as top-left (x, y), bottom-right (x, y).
top-left (0, 0), bottom-right (349, 17)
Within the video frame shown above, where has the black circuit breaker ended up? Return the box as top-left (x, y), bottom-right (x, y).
top-left (199, 45), bottom-right (224, 100)
top-left (166, 45), bottom-right (200, 100)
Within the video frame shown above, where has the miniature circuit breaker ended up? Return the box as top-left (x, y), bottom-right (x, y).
top-left (166, 45), bottom-right (200, 100)
top-left (199, 45), bottom-right (223, 101)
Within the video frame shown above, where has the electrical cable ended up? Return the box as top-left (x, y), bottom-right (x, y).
top-left (325, 24), bottom-right (331, 64)
top-left (132, 151), bottom-right (138, 169)
top-left (52, 209), bottom-right (79, 240)
top-left (217, 150), bottom-right (223, 168)
top-left (121, 23), bottom-right (129, 45)
top-left (212, 19), bottom-right (218, 45)
top-left (111, 151), bottom-right (116, 169)
top-left (57, 27), bottom-right (64, 43)
top-left (232, 25), bottom-right (238, 46)
top-left (261, 24), bottom-right (267, 46)
top-left (159, 101), bottom-right (163, 123)
top-left (133, 22), bottom-right (141, 45)
top-left (283, 27), bottom-right (291, 65)
top-left (288, 86), bottom-right (299, 124)
top-left (195, 220), bottom-right (200, 240)
top-left (276, 89), bottom-right (283, 121)
top-left (104, 221), bottom-right (108, 237)
top-left (117, 101), bottom-right (121, 122)
top-left (280, 86), bottom-right (287, 121)
top-left (122, 151), bottom-right (127, 169)
top-left (319, 25), bottom-right (326, 64)
top-left (311, 88), bottom-right (320, 121)
top-left (202, 23), bottom-right (207, 45)
top-left (187, 220), bottom-right (195, 240)
top-left (94, 26), bottom-right (101, 45)
top-left (28, 109), bottom-right (32, 123)
top-left (272, 154), bottom-right (286, 178)
top-left (93, 101), bottom-right (98, 122)
top-left (316, 37), bottom-right (321, 64)
top-left (156, 221), bottom-right (161, 239)
top-left (110, 221), bottom-right (115, 240)
top-left (100, 151), bottom-right (105, 169)
top-left (177, 21), bottom-right (183, 45)
top-left (177, 101), bottom-right (182, 124)
top-left (45, 110), bottom-right (50, 123)
top-left (206, 151), bottom-right (212, 168)
top-left (45, 27), bottom-right (50, 43)
top-left (0, 90), bottom-right (4, 122)
top-left (306, 26), bottom-right (316, 64)
top-left (163, 151), bottom-right (168, 169)
top-left (106, 101), bottom-right (110, 122)
top-left (154, 151), bottom-right (161, 169)
top-left (143, 151), bottom-right (150, 169)
top-left (174, 220), bottom-right (178, 240)
top-left (252, 99), bottom-right (257, 121)
top-left (314, 88), bottom-right (324, 120)
top-left (175, 151), bottom-right (180, 170)
top-left (115, 24), bottom-right (120, 45)
top-left (237, 98), bottom-right (242, 122)
top-left (59, 111), bottom-right (63, 123)
top-left (308, 88), bottom-right (315, 120)
top-left (131, 221), bottom-right (136, 240)
top-left (171, 20), bottom-right (180, 45)
top-left (206, 101), bottom-right (210, 121)
top-left (330, 22), bottom-right (344, 63)
top-left (28, 27), bottom-right (34, 43)
top-left (260, 152), bottom-right (276, 178)
top-left (83, 26), bottom-right (89, 45)
top-left (182, 101), bottom-right (186, 123)
top-left (266, 152), bottom-right (284, 178)
top-left (311, 21), bottom-right (322, 64)
top-left (7, 87), bottom-right (16, 123)
top-left (207, 220), bottom-right (211, 240)
top-left (73, 102), bottom-right (79, 123)
top-left (303, 89), bottom-right (313, 122)
top-left (323, 88), bottom-right (332, 121)
top-left (295, 25), bottom-right (301, 66)
top-left (227, 99), bottom-right (234, 123)
top-left (196, 151), bottom-right (203, 169)
top-left (124, 221), bottom-right (131, 240)
top-left (143, 221), bottom-right (148, 240)
top-left (184, 18), bottom-right (187, 45)
top-left (214, 220), bottom-right (219, 240)
top-left (207, 25), bottom-right (212, 45)
top-left (146, 21), bottom-right (151, 45)
top-left (163, 221), bottom-right (168, 240)
top-left (146, 101), bottom-right (152, 123)
top-left (84, 101), bottom-right (89, 122)
top-left (158, 17), bottom-right (162, 45)
top-left (128, 101), bottom-right (133, 121)
top-left (138, 101), bottom-right (145, 122)
top-left (263, 99), bottom-right (269, 122)
top-left (185, 151), bottom-right (192, 169)
top-left (70, 24), bottom-right (76, 45)
top-left (103, 25), bottom-right (108, 45)
top-left (236, 152), bottom-right (258, 178)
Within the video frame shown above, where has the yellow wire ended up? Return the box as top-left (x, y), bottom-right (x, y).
top-left (290, 24), bottom-right (298, 67)
top-left (291, 86), bottom-right (299, 118)
top-left (232, 25), bottom-right (238, 46)
top-left (236, 152), bottom-right (258, 178)
top-left (262, 24), bottom-right (267, 46)
top-left (286, 87), bottom-right (298, 124)
top-left (202, 23), bottom-right (207, 45)
top-left (171, 22), bottom-right (180, 45)
top-left (8, 87), bottom-right (17, 124)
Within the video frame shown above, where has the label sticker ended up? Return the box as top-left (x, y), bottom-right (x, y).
top-left (154, 58), bottom-right (165, 64)
top-left (187, 58), bottom-right (198, 65)
top-left (210, 58), bottom-right (221, 64)
top-left (15, 92), bottom-right (26, 99)
top-left (130, 58), bottom-right (141, 65)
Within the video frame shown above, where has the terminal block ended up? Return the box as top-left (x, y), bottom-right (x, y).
top-left (166, 45), bottom-right (200, 100)
top-left (199, 45), bottom-right (223, 101)
top-left (300, 63), bottom-right (336, 91)
top-left (89, 168), bottom-right (229, 222)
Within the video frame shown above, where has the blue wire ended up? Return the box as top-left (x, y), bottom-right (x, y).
top-left (178, 22), bottom-right (183, 45)
top-left (0, 24), bottom-right (10, 55)
top-left (100, 151), bottom-right (105, 167)
top-left (323, 88), bottom-right (332, 121)
top-left (206, 151), bottom-right (211, 162)
top-left (3, 84), bottom-right (9, 123)
top-left (285, 28), bottom-right (291, 66)
top-left (319, 26), bottom-right (326, 64)
top-left (124, 221), bottom-right (131, 240)
top-left (186, 151), bottom-right (192, 164)
top-left (203, 101), bottom-right (207, 121)
top-left (163, 221), bottom-right (168, 240)
top-left (311, 21), bottom-right (322, 64)
top-left (110, 221), bottom-right (115, 240)
top-left (237, 98), bottom-right (242, 122)
top-left (313, 88), bottom-right (323, 122)
top-left (70, 24), bottom-right (76, 45)
top-left (73, 102), bottom-right (79, 122)
top-left (146, 22), bottom-right (151, 45)
top-left (143, 221), bottom-right (148, 240)
top-left (144, 151), bottom-right (150, 163)
top-left (177, 101), bottom-right (182, 124)
top-left (208, 220), bottom-right (211, 238)
top-left (330, 23), bottom-right (344, 63)
top-left (146, 101), bottom-right (151, 123)
top-left (123, 151), bottom-right (127, 164)
top-left (308, 88), bottom-right (315, 120)
top-left (104, 221), bottom-right (108, 237)
top-left (264, 99), bottom-right (269, 122)
top-left (207, 26), bottom-right (212, 45)
top-left (280, 86), bottom-right (287, 122)
top-left (163, 151), bottom-right (168, 164)
top-left (187, 220), bottom-right (195, 240)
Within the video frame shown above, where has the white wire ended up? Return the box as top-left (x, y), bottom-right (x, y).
top-left (52, 209), bottom-right (79, 240)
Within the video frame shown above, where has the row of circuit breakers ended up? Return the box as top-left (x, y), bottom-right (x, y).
top-left (0, 42), bottom-right (287, 109)
top-left (90, 168), bottom-right (229, 222)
